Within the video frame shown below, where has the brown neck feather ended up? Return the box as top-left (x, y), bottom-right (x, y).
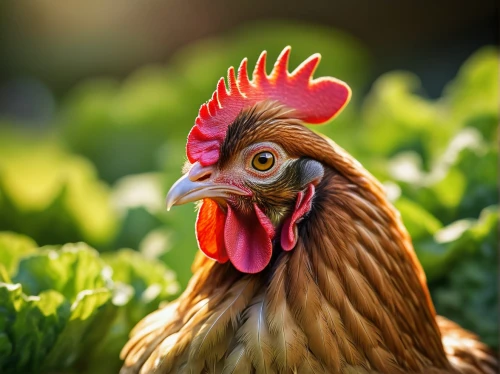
top-left (279, 128), bottom-right (451, 370)
top-left (122, 129), bottom-right (458, 373)
top-left (287, 162), bottom-right (451, 371)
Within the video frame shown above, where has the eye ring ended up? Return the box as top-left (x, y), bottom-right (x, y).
top-left (251, 151), bottom-right (275, 172)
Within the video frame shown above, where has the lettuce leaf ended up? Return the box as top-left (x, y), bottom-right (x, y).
top-left (0, 240), bottom-right (178, 373)
top-left (0, 232), bottom-right (37, 275)
top-left (0, 284), bottom-right (69, 373)
top-left (431, 206), bottom-right (499, 347)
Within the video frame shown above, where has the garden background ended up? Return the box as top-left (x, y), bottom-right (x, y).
top-left (0, 1), bottom-right (498, 373)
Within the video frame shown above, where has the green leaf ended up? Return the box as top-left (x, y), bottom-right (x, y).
top-left (79, 249), bottom-right (179, 374)
top-left (443, 47), bottom-right (499, 125)
top-left (393, 126), bottom-right (495, 225)
top-left (0, 283), bottom-right (70, 373)
top-left (102, 248), bottom-right (179, 324)
top-left (0, 232), bottom-right (37, 275)
top-left (361, 72), bottom-right (445, 164)
top-left (43, 288), bottom-right (114, 370)
top-left (431, 206), bottom-right (499, 347)
top-left (13, 243), bottom-right (109, 301)
top-left (455, 146), bottom-right (498, 219)
top-left (395, 197), bottom-right (442, 241)
top-left (420, 206), bottom-right (498, 281)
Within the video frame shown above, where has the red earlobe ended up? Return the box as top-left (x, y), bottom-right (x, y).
top-left (281, 184), bottom-right (315, 251)
top-left (196, 199), bottom-right (229, 263)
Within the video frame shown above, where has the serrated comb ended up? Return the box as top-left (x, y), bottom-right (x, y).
top-left (186, 46), bottom-right (352, 166)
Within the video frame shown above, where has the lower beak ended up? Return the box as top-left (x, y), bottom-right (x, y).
top-left (165, 162), bottom-right (248, 210)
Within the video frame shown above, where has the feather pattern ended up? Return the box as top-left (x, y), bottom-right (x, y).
top-left (222, 344), bottom-right (254, 374)
top-left (297, 349), bottom-right (329, 374)
top-left (121, 106), bottom-right (498, 374)
top-left (237, 294), bottom-right (276, 374)
top-left (287, 242), bottom-right (340, 372)
top-left (265, 257), bottom-right (308, 372)
top-left (189, 277), bottom-right (258, 362)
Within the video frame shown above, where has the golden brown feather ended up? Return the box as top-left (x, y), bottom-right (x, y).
top-left (121, 104), bottom-right (498, 374)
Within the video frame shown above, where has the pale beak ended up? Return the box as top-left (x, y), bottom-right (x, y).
top-left (165, 161), bottom-right (248, 210)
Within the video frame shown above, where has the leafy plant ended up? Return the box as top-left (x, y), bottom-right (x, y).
top-left (0, 233), bottom-right (178, 373)
top-left (361, 47), bottom-right (498, 347)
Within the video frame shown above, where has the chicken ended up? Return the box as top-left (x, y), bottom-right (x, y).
top-left (120, 47), bottom-right (498, 374)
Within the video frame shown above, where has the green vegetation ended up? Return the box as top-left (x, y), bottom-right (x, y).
top-left (0, 22), bottom-right (497, 372)
top-left (0, 236), bottom-right (178, 373)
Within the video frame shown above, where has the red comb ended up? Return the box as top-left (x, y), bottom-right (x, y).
top-left (186, 46), bottom-right (351, 166)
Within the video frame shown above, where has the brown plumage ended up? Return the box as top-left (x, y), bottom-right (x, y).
top-left (121, 102), bottom-right (498, 374)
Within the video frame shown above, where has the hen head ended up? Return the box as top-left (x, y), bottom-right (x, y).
top-left (166, 47), bottom-right (351, 274)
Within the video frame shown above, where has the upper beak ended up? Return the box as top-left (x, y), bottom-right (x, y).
top-left (165, 162), bottom-right (248, 210)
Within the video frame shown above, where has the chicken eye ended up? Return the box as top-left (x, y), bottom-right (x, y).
top-left (252, 151), bottom-right (275, 171)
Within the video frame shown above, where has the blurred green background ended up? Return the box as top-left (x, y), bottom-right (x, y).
top-left (0, 1), bottom-right (498, 373)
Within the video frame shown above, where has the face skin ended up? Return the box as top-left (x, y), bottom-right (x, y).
top-left (167, 140), bottom-right (324, 227)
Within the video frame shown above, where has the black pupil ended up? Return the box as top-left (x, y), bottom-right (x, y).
top-left (258, 153), bottom-right (271, 164)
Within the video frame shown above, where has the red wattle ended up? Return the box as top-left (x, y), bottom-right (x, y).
top-left (196, 199), bottom-right (228, 263)
top-left (281, 184), bottom-right (315, 251)
top-left (224, 203), bottom-right (275, 274)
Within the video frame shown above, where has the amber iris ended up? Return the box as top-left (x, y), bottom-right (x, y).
top-left (252, 151), bottom-right (275, 171)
